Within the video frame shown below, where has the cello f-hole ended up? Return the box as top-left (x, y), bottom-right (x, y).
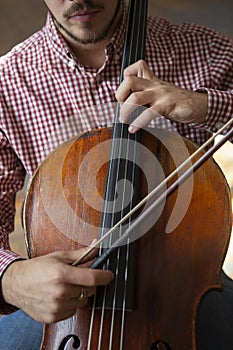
top-left (58, 335), bottom-right (81, 350)
top-left (152, 340), bottom-right (172, 350)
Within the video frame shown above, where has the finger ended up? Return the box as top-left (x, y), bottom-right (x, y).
top-left (55, 247), bottom-right (99, 265)
top-left (123, 60), bottom-right (155, 80)
top-left (68, 286), bottom-right (96, 300)
top-left (128, 107), bottom-right (160, 133)
top-left (40, 286), bottom-right (96, 323)
top-left (61, 287), bottom-right (93, 310)
top-left (116, 76), bottom-right (151, 103)
top-left (119, 90), bottom-right (155, 123)
top-left (64, 266), bottom-right (114, 287)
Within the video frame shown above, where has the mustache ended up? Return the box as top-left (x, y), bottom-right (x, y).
top-left (64, 1), bottom-right (103, 18)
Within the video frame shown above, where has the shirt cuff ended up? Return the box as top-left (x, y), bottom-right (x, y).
top-left (0, 249), bottom-right (25, 314)
top-left (196, 88), bottom-right (233, 138)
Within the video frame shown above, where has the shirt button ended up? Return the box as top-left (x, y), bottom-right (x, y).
top-left (89, 77), bottom-right (96, 86)
top-left (68, 60), bottom-right (76, 70)
top-left (215, 122), bottom-right (224, 129)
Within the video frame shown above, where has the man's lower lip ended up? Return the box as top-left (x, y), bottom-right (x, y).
top-left (70, 11), bottom-right (100, 22)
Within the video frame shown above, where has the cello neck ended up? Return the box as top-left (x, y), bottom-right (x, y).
top-left (119, 0), bottom-right (148, 85)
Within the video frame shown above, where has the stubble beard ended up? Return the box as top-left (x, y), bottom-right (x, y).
top-left (52, 0), bottom-right (122, 45)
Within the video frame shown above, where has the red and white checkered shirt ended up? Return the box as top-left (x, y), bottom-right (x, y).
top-left (0, 10), bottom-right (232, 312)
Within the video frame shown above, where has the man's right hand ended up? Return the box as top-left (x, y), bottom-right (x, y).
top-left (1, 248), bottom-right (114, 324)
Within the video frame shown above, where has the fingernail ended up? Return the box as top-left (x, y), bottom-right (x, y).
top-left (128, 125), bottom-right (136, 133)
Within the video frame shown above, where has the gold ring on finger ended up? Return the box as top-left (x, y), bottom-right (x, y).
top-left (78, 288), bottom-right (88, 301)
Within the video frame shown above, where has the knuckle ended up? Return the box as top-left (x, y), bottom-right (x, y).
top-left (130, 91), bottom-right (141, 103)
top-left (138, 59), bottom-right (145, 67)
top-left (138, 59), bottom-right (148, 72)
top-left (123, 66), bottom-right (130, 75)
top-left (51, 265), bottom-right (66, 284)
top-left (124, 76), bottom-right (134, 85)
top-left (115, 90), bottom-right (124, 102)
top-left (53, 285), bottom-right (66, 300)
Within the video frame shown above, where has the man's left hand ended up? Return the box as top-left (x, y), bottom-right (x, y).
top-left (116, 60), bottom-right (208, 133)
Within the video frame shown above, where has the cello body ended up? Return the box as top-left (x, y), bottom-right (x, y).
top-left (23, 126), bottom-right (232, 350)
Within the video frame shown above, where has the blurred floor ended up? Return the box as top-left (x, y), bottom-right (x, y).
top-left (10, 191), bottom-right (28, 258)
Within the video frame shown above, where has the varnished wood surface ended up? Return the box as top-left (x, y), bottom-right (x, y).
top-left (24, 127), bottom-right (231, 349)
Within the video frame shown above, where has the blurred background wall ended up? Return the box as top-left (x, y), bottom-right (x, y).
top-left (0, 0), bottom-right (233, 271)
top-left (1, 0), bottom-right (233, 55)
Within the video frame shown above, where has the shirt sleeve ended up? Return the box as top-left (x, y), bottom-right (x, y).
top-left (0, 130), bottom-right (26, 313)
top-left (196, 32), bottom-right (233, 138)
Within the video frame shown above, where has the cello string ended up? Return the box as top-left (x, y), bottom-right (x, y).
top-left (93, 85), bottom-right (126, 349)
top-left (95, 1), bottom-right (145, 347)
top-left (90, 106), bottom-right (128, 348)
top-left (96, 106), bottom-right (129, 348)
top-left (73, 0), bottom-right (149, 268)
top-left (73, 117), bottom-right (233, 266)
top-left (109, 118), bottom-right (139, 348)
top-left (87, 71), bottom-right (125, 348)
top-left (89, 0), bottom-right (134, 343)
top-left (97, 287), bottom-right (108, 350)
top-left (109, 248), bottom-right (122, 349)
top-left (87, 292), bottom-right (97, 349)
top-left (118, 1), bottom-right (148, 348)
top-left (104, 42), bottom-right (134, 350)
top-left (119, 239), bottom-right (130, 349)
top-left (90, 0), bottom-right (147, 348)
top-left (109, 1), bottom-right (147, 347)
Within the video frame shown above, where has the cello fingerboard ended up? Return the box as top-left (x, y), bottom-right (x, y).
top-left (94, 0), bottom-right (148, 311)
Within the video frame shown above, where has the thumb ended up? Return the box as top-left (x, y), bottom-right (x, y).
top-left (55, 246), bottom-right (98, 265)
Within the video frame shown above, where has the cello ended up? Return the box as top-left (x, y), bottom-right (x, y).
top-left (23, 0), bottom-right (232, 348)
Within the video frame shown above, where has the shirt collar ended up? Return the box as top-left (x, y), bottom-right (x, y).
top-left (44, 2), bottom-right (128, 69)
top-left (45, 12), bottom-right (72, 64)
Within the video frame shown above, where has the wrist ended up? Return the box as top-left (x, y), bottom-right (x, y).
top-left (193, 92), bottom-right (208, 123)
top-left (1, 260), bottom-right (25, 308)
